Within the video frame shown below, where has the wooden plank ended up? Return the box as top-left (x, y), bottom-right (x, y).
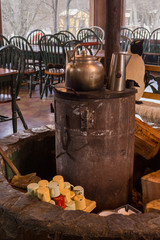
top-left (145, 65), bottom-right (160, 72)
top-left (142, 92), bottom-right (160, 100)
top-left (135, 117), bottom-right (160, 160)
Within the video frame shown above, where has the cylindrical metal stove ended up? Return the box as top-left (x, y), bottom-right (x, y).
top-left (54, 84), bottom-right (136, 212)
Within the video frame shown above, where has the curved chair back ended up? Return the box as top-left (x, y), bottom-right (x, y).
top-left (77, 28), bottom-right (102, 49)
top-left (59, 30), bottom-right (76, 40)
top-left (0, 45), bottom-right (24, 96)
top-left (132, 27), bottom-right (150, 52)
top-left (64, 39), bottom-right (82, 51)
top-left (148, 28), bottom-right (160, 53)
top-left (27, 29), bottom-right (45, 45)
top-left (53, 32), bottom-right (70, 45)
top-left (120, 27), bottom-right (133, 40)
top-left (90, 26), bottom-right (105, 40)
top-left (120, 35), bottom-right (131, 52)
top-left (0, 34), bottom-right (9, 47)
top-left (132, 27), bottom-right (150, 40)
top-left (39, 34), bottom-right (65, 69)
top-left (10, 36), bottom-right (36, 71)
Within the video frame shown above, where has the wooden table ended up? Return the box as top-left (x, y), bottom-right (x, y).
top-left (0, 68), bottom-right (28, 132)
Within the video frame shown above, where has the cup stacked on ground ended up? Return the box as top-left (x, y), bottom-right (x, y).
top-left (27, 175), bottom-right (86, 210)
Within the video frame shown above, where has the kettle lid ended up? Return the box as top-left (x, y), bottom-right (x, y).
top-left (74, 50), bottom-right (97, 61)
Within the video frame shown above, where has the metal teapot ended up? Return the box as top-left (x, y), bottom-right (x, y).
top-left (108, 52), bottom-right (131, 91)
top-left (65, 43), bottom-right (105, 91)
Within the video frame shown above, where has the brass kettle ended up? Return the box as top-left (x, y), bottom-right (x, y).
top-left (65, 43), bottom-right (105, 91)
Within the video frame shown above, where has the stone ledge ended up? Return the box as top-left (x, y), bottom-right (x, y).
top-left (0, 126), bottom-right (160, 239)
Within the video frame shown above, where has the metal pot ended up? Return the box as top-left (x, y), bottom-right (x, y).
top-left (65, 43), bottom-right (105, 91)
top-left (108, 52), bottom-right (131, 91)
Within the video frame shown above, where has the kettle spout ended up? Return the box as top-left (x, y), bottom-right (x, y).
top-left (125, 54), bottom-right (131, 66)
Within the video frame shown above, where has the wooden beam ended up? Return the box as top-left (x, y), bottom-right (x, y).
top-left (92, 0), bottom-right (106, 30)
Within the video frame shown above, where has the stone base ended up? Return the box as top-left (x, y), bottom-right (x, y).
top-left (0, 126), bottom-right (160, 239)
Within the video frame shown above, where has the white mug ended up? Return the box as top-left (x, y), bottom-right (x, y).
top-left (27, 183), bottom-right (39, 196)
top-left (61, 188), bottom-right (71, 203)
top-left (64, 182), bottom-right (74, 190)
top-left (73, 186), bottom-right (84, 196)
top-left (37, 187), bottom-right (51, 202)
top-left (48, 182), bottom-right (60, 198)
top-left (53, 175), bottom-right (64, 191)
top-left (74, 195), bottom-right (86, 210)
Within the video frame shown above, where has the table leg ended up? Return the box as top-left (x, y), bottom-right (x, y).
top-left (11, 76), bottom-right (17, 133)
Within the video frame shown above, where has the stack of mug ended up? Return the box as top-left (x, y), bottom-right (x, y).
top-left (27, 175), bottom-right (86, 211)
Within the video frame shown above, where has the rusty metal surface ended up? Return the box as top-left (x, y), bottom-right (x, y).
top-left (54, 83), bottom-right (136, 100)
top-left (54, 89), bottom-right (135, 212)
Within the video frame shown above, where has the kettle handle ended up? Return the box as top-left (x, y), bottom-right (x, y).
top-left (73, 42), bottom-right (101, 59)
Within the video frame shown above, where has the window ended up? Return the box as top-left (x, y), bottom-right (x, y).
top-left (1, 0), bottom-right (90, 38)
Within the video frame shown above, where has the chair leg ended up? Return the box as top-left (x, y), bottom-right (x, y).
top-left (40, 75), bottom-right (49, 99)
top-left (16, 103), bottom-right (28, 130)
top-left (29, 75), bottom-right (32, 98)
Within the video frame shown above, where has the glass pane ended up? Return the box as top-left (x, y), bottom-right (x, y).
top-left (125, 0), bottom-right (160, 32)
top-left (1, 0), bottom-right (90, 38)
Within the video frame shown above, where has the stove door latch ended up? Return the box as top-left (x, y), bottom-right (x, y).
top-left (80, 109), bottom-right (95, 131)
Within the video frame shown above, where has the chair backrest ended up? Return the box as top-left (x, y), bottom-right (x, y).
top-left (77, 28), bottom-right (103, 49)
top-left (27, 29), bottom-right (45, 45)
top-left (53, 32), bottom-right (70, 44)
top-left (90, 26), bottom-right (105, 40)
top-left (148, 28), bottom-right (160, 53)
top-left (120, 27), bottom-right (133, 40)
top-left (0, 34), bottom-right (9, 47)
top-left (64, 39), bottom-right (82, 51)
top-left (0, 45), bottom-right (24, 96)
top-left (59, 30), bottom-right (76, 40)
top-left (39, 34), bottom-right (65, 69)
top-left (64, 40), bottom-right (82, 63)
top-left (10, 36), bottom-right (36, 71)
top-left (120, 35), bottom-right (131, 52)
top-left (132, 27), bottom-right (150, 52)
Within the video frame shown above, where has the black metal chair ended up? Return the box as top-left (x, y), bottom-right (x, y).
top-left (144, 28), bottom-right (160, 92)
top-left (120, 27), bottom-right (133, 52)
top-left (0, 34), bottom-right (9, 47)
top-left (64, 39), bottom-right (81, 51)
top-left (77, 28), bottom-right (103, 50)
top-left (53, 32), bottom-right (70, 45)
top-left (120, 27), bottom-right (133, 39)
top-left (90, 26), bottom-right (105, 40)
top-left (132, 27), bottom-right (150, 52)
top-left (10, 36), bottom-right (39, 98)
top-left (120, 35), bottom-right (131, 52)
top-left (0, 45), bottom-right (28, 132)
top-left (64, 40), bottom-right (82, 64)
top-left (59, 30), bottom-right (76, 40)
top-left (39, 34), bottom-right (66, 99)
top-left (27, 29), bottom-right (45, 45)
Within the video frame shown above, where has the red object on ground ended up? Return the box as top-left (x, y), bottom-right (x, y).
top-left (54, 194), bottom-right (66, 208)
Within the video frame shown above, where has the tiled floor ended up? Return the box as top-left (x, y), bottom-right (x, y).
top-left (0, 84), bottom-right (55, 139)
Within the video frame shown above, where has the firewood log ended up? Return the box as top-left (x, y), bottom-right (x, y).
top-left (135, 117), bottom-right (160, 160)
top-left (141, 170), bottom-right (160, 205)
